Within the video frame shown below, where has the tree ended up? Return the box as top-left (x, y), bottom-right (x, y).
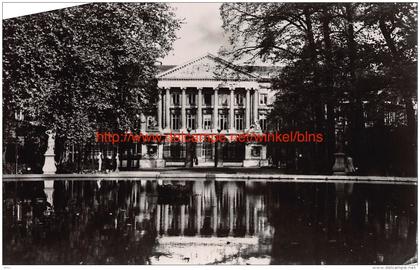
top-left (3, 3), bottom-right (181, 171)
top-left (363, 3), bottom-right (417, 175)
top-left (221, 3), bottom-right (336, 173)
top-left (220, 3), bottom-right (417, 175)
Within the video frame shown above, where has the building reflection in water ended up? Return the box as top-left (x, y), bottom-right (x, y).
top-left (153, 181), bottom-right (274, 264)
top-left (3, 179), bottom-right (417, 265)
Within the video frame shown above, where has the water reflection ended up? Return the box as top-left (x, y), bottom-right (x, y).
top-left (3, 180), bottom-right (417, 265)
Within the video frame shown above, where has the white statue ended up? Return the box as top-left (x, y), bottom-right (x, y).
top-left (345, 156), bottom-right (356, 174)
top-left (253, 121), bottom-right (262, 131)
top-left (140, 113), bottom-right (147, 131)
top-left (115, 153), bottom-right (120, 172)
top-left (97, 152), bottom-right (103, 172)
top-left (248, 121), bottom-right (262, 133)
top-left (45, 130), bottom-right (55, 154)
top-left (42, 130), bottom-right (57, 174)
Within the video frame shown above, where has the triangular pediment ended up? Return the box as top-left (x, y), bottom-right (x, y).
top-left (157, 54), bottom-right (258, 81)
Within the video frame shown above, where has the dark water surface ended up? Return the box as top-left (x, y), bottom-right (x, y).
top-left (3, 180), bottom-right (417, 264)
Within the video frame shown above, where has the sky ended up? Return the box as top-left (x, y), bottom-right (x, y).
top-left (161, 3), bottom-right (226, 65)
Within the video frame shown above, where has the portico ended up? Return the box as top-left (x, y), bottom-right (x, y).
top-left (156, 86), bottom-right (260, 134)
top-left (157, 54), bottom-right (261, 134)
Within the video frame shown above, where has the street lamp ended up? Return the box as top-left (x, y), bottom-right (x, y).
top-left (14, 110), bottom-right (24, 174)
top-left (214, 128), bottom-right (222, 168)
top-left (332, 115), bottom-right (346, 175)
top-left (185, 127), bottom-right (193, 168)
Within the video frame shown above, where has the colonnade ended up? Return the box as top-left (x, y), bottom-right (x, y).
top-left (156, 87), bottom-right (260, 132)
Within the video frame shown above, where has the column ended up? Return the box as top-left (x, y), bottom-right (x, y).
top-left (165, 88), bottom-right (170, 130)
top-left (157, 90), bottom-right (162, 131)
top-left (158, 144), bottom-right (164, 159)
top-left (212, 202), bottom-right (218, 236)
top-left (253, 89), bottom-right (259, 124)
top-left (213, 88), bottom-right (219, 131)
top-left (245, 88), bottom-right (251, 129)
top-left (164, 204), bottom-right (169, 234)
top-left (216, 200), bottom-right (220, 236)
top-left (196, 195), bottom-right (202, 235)
top-left (245, 197), bottom-right (250, 235)
top-left (230, 88), bottom-right (235, 131)
top-left (181, 88), bottom-right (186, 131)
top-left (197, 88), bottom-right (203, 130)
top-left (229, 194), bottom-right (234, 236)
top-left (180, 205), bottom-right (185, 236)
top-left (156, 204), bottom-right (161, 233)
top-left (253, 207), bottom-right (258, 234)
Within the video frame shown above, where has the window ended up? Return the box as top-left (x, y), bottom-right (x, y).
top-left (171, 112), bottom-right (180, 130)
top-left (201, 142), bottom-right (213, 160)
top-left (251, 146), bottom-right (262, 157)
top-left (187, 113), bottom-right (196, 129)
top-left (235, 113), bottom-right (244, 130)
top-left (147, 116), bottom-right (156, 129)
top-left (218, 94), bottom-right (229, 106)
top-left (219, 113), bottom-right (228, 130)
top-left (146, 145), bottom-right (158, 158)
top-left (259, 94), bottom-right (268, 105)
top-left (188, 93), bottom-right (196, 106)
top-left (203, 114), bottom-right (212, 130)
top-left (204, 93), bottom-right (212, 106)
top-left (259, 114), bottom-right (267, 130)
top-left (172, 92), bottom-right (180, 106)
top-left (235, 93), bottom-right (244, 106)
top-left (385, 112), bottom-right (397, 126)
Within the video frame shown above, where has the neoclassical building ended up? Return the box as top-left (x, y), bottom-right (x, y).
top-left (140, 53), bottom-right (277, 167)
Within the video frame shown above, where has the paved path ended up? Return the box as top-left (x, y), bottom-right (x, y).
top-left (2, 170), bottom-right (417, 185)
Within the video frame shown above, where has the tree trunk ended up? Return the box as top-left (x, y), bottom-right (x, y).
top-left (345, 3), bottom-right (365, 172)
top-left (77, 144), bottom-right (82, 172)
top-left (378, 15), bottom-right (416, 176)
top-left (321, 7), bottom-right (336, 172)
top-left (304, 7), bottom-right (325, 173)
top-left (378, 17), bottom-right (399, 59)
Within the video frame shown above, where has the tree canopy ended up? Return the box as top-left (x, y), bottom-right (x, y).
top-left (3, 3), bottom-right (181, 144)
top-left (221, 3), bottom-right (417, 175)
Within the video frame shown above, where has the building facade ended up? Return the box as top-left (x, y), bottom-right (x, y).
top-left (140, 53), bottom-right (277, 167)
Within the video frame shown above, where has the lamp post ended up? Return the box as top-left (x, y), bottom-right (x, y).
top-left (14, 111), bottom-right (24, 174)
top-left (185, 127), bottom-right (193, 168)
top-left (214, 128), bottom-right (222, 168)
top-left (332, 118), bottom-right (346, 175)
top-left (135, 113), bottom-right (140, 169)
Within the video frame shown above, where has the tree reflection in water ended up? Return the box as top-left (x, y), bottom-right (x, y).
top-left (3, 180), bottom-right (417, 265)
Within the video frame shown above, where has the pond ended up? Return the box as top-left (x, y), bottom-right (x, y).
top-left (3, 180), bottom-right (417, 265)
